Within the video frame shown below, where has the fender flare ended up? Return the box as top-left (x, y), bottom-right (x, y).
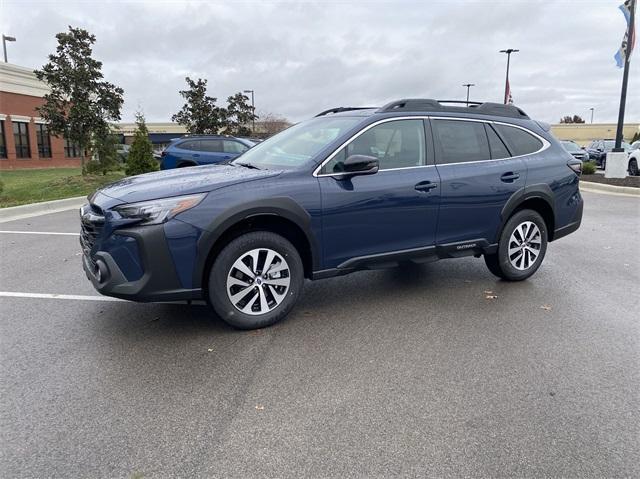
top-left (498, 184), bottom-right (555, 241)
top-left (192, 197), bottom-right (319, 288)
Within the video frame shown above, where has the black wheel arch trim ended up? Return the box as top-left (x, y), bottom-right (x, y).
top-left (192, 197), bottom-right (319, 288)
top-left (499, 184), bottom-right (555, 241)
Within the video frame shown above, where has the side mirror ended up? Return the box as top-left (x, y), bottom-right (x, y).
top-left (338, 155), bottom-right (379, 178)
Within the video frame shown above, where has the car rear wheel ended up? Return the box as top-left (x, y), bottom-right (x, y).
top-left (629, 158), bottom-right (639, 176)
top-left (484, 209), bottom-right (548, 281)
top-left (207, 231), bottom-right (304, 329)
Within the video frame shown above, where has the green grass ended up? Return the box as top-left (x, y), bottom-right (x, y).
top-left (0, 168), bottom-right (126, 208)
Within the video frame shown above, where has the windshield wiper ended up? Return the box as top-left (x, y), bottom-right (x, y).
top-left (234, 162), bottom-right (262, 170)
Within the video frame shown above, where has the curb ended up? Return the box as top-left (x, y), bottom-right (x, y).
top-left (580, 181), bottom-right (640, 197)
top-left (0, 196), bottom-right (86, 223)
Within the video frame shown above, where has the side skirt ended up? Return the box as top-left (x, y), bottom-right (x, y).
top-left (311, 239), bottom-right (497, 280)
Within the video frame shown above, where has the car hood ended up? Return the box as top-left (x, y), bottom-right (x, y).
top-left (96, 164), bottom-right (281, 204)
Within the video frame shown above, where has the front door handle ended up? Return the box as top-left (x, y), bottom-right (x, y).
top-left (193, 154), bottom-right (200, 158)
top-left (415, 181), bottom-right (438, 193)
top-left (500, 172), bottom-right (520, 182)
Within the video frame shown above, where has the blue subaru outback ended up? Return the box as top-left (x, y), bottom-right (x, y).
top-left (160, 135), bottom-right (255, 169)
top-left (81, 99), bottom-right (583, 329)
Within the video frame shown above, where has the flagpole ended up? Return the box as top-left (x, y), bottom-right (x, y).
top-left (500, 49), bottom-right (519, 104)
top-left (614, 0), bottom-right (636, 151)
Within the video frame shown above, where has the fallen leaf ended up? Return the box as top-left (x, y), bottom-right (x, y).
top-left (255, 405), bottom-right (264, 411)
top-left (485, 295), bottom-right (498, 300)
top-left (207, 348), bottom-right (214, 352)
top-left (540, 305), bottom-right (552, 311)
top-left (484, 290), bottom-right (493, 294)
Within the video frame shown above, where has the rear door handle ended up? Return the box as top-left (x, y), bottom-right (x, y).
top-left (415, 181), bottom-right (438, 193)
top-left (500, 172), bottom-right (520, 182)
top-left (192, 154), bottom-right (200, 158)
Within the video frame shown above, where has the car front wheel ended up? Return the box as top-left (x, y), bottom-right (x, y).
top-left (208, 231), bottom-right (304, 329)
top-left (484, 209), bottom-right (548, 281)
top-left (629, 158), bottom-right (639, 176)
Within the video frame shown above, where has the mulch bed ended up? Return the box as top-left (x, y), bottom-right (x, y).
top-left (581, 174), bottom-right (639, 188)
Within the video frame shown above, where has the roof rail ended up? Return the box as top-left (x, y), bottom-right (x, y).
top-left (378, 98), bottom-right (529, 119)
top-left (315, 107), bottom-right (377, 117)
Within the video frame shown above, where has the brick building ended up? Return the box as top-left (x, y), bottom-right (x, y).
top-left (0, 62), bottom-right (82, 170)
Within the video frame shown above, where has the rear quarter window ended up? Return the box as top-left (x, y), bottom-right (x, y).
top-left (494, 124), bottom-right (543, 157)
top-left (177, 140), bottom-right (200, 151)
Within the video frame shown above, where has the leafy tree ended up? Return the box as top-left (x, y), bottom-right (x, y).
top-left (226, 92), bottom-right (258, 136)
top-left (125, 112), bottom-right (158, 176)
top-left (172, 77), bottom-right (226, 134)
top-left (86, 127), bottom-right (119, 176)
top-left (560, 115), bottom-right (586, 124)
top-left (34, 26), bottom-right (124, 175)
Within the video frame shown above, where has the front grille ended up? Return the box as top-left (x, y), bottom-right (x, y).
top-left (80, 204), bottom-right (105, 270)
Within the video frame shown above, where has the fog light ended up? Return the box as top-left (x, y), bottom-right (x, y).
top-left (95, 260), bottom-right (109, 284)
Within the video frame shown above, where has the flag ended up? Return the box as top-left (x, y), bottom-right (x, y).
top-left (615, 0), bottom-right (636, 68)
top-left (505, 78), bottom-right (514, 105)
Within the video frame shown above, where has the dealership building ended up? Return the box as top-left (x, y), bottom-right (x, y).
top-left (1, 61), bottom-right (638, 170)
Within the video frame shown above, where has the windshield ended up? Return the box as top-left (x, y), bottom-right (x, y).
top-left (232, 117), bottom-right (361, 169)
top-left (603, 140), bottom-right (631, 151)
top-left (561, 141), bottom-right (581, 152)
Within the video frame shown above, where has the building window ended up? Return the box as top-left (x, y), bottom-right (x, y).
top-left (64, 138), bottom-right (81, 157)
top-left (36, 124), bottom-right (52, 158)
top-left (13, 121), bottom-right (31, 158)
top-left (0, 121), bottom-right (7, 158)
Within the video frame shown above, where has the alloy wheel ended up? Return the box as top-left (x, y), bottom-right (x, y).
top-left (508, 221), bottom-right (542, 271)
top-left (226, 248), bottom-right (291, 315)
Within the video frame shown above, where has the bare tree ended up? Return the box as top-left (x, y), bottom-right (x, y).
top-left (258, 112), bottom-right (291, 138)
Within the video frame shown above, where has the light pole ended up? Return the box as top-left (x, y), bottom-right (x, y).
top-left (2, 35), bottom-right (16, 63)
top-left (499, 48), bottom-right (519, 104)
top-left (589, 107), bottom-right (594, 124)
top-left (243, 89), bottom-right (255, 134)
top-left (462, 83), bottom-right (475, 106)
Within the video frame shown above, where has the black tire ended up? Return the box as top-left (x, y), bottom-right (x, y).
top-left (629, 159), bottom-right (639, 176)
top-left (177, 162), bottom-right (197, 168)
top-left (484, 209), bottom-right (548, 281)
top-left (207, 231), bottom-right (304, 329)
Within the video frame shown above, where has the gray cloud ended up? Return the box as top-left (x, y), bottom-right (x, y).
top-left (1, 0), bottom-right (637, 124)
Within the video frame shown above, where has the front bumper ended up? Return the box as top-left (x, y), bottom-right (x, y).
top-left (83, 223), bottom-right (202, 302)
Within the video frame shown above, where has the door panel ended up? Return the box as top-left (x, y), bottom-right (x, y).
top-left (430, 119), bottom-right (527, 245)
top-left (319, 168), bottom-right (440, 268)
top-left (318, 118), bottom-right (439, 269)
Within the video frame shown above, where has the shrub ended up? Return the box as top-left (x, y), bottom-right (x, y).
top-left (0, 178), bottom-right (4, 195)
top-left (86, 129), bottom-right (119, 176)
top-left (125, 112), bottom-right (158, 176)
top-left (582, 160), bottom-right (597, 175)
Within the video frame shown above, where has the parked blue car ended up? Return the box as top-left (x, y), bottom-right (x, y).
top-left (82, 99), bottom-right (583, 329)
top-left (160, 135), bottom-right (255, 169)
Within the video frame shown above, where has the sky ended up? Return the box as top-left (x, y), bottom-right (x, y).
top-left (1, 0), bottom-right (638, 124)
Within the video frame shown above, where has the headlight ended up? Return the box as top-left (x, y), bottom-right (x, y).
top-left (114, 193), bottom-right (206, 225)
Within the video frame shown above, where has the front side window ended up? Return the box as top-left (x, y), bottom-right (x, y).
top-left (231, 116), bottom-right (360, 170)
top-left (321, 119), bottom-right (426, 174)
top-left (0, 121), bottom-right (6, 158)
top-left (13, 121), bottom-right (31, 158)
top-left (64, 138), bottom-right (80, 157)
top-left (177, 140), bottom-right (200, 151)
top-left (36, 124), bottom-right (52, 158)
top-left (432, 119), bottom-right (490, 164)
top-left (495, 124), bottom-right (543, 157)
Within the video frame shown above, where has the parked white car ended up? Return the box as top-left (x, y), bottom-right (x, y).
top-left (628, 148), bottom-right (639, 176)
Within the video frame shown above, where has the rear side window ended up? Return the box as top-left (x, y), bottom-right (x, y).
top-left (223, 140), bottom-right (249, 154)
top-left (494, 124), bottom-right (543, 157)
top-left (200, 139), bottom-right (223, 152)
top-left (485, 124), bottom-right (511, 159)
top-left (432, 119), bottom-right (490, 164)
top-left (177, 140), bottom-right (200, 151)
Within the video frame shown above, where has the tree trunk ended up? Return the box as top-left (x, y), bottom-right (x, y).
top-left (80, 145), bottom-right (86, 176)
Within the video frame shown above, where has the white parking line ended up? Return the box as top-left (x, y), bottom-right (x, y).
top-left (0, 292), bottom-right (122, 302)
top-left (0, 230), bottom-right (80, 236)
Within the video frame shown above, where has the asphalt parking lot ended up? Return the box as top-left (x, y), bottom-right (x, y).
top-left (1, 189), bottom-right (639, 478)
